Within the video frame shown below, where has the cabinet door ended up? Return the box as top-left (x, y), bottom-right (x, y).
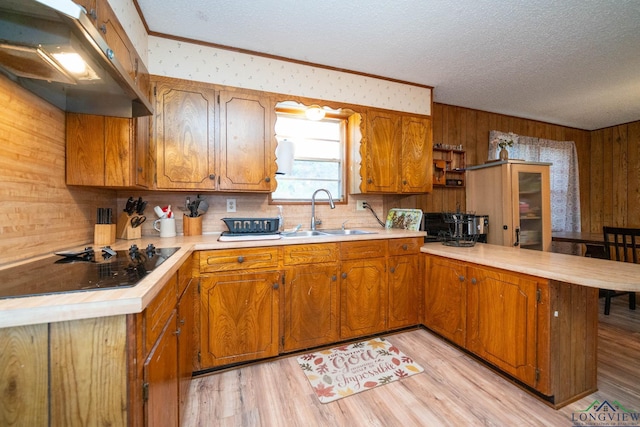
top-left (283, 264), bottom-right (340, 352)
top-left (154, 79), bottom-right (217, 190)
top-left (340, 258), bottom-right (387, 339)
top-left (388, 254), bottom-right (420, 329)
top-left (0, 325), bottom-right (48, 426)
top-left (218, 90), bottom-right (275, 192)
top-left (66, 113), bottom-right (105, 186)
top-left (96, 0), bottom-right (135, 83)
top-left (177, 279), bottom-right (195, 425)
top-left (424, 256), bottom-right (467, 346)
top-left (143, 310), bottom-right (179, 427)
top-left (363, 110), bottom-right (401, 192)
top-left (104, 116), bottom-right (135, 187)
top-left (466, 265), bottom-right (539, 388)
top-left (199, 271), bottom-right (280, 368)
top-left (401, 116), bottom-right (433, 193)
top-left (135, 115), bottom-right (151, 187)
top-left (511, 164), bottom-right (552, 251)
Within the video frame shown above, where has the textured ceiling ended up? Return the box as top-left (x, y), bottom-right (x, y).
top-left (136, 0), bottom-right (640, 130)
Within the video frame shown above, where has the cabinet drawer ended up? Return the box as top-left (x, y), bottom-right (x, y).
top-left (199, 247), bottom-right (279, 273)
top-left (145, 274), bottom-right (178, 355)
top-left (388, 237), bottom-right (422, 255)
top-left (283, 243), bottom-right (339, 265)
top-left (340, 240), bottom-right (387, 260)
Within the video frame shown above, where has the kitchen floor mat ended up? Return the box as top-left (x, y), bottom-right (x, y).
top-left (296, 337), bottom-right (424, 404)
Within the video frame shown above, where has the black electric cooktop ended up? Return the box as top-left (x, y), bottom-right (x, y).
top-left (0, 244), bottom-right (179, 300)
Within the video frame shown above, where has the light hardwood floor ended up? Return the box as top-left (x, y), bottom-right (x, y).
top-left (184, 296), bottom-right (640, 426)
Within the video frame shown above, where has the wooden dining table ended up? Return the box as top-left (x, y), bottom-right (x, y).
top-left (552, 231), bottom-right (608, 258)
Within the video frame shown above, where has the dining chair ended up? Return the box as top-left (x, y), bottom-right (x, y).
top-left (601, 226), bottom-right (639, 315)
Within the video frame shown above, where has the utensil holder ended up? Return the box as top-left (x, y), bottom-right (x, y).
top-left (183, 215), bottom-right (202, 236)
top-left (94, 224), bottom-right (116, 246)
top-left (116, 212), bottom-right (142, 240)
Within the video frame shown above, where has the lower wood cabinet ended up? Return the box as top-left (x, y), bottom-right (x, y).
top-left (340, 240), bottom-right (388, 339)
top-left (0, 257), bottom-right (194, 427)
top-left (282, 243), bottom-right (340, 352)
top-left (195, 238), bottom-right (423, 369)
top-left (466, 264), bottom-right (539, 388)
top-left (387, 238), bottom-right (422, 329)
top-left (199, 270), bottom-right (280, 368)
top-left (423, 254), bottom-right (598, 407)
top-left (424, 256), bottom-right (467, 346)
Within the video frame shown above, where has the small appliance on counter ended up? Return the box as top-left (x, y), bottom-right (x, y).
top-left (421, 212), bottom-right (489, 246)
top-left (0, 244), bottom-right (179, 300)
top-left (218, 217), bottom-right (282, 241)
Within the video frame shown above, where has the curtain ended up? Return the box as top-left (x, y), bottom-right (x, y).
top-left (488, 131), bottom-right (581, 234)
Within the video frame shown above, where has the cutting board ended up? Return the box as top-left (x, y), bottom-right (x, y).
top-left (385, 209), bottom-right (423, 231)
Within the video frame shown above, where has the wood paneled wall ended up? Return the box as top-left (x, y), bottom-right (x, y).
top-left (0, 75), bottom-right (115, 266)
top-left (401, 103), bottom-right (640, 235)
top-left (589, 122), bottom-right (640, 231)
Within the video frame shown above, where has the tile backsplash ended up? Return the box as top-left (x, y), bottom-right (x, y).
top-left (116, 192), bottom-right (386, 237)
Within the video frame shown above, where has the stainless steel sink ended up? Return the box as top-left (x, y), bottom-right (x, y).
top-left (281, 229), bottom-right (377, 238)
top-left (321, 229), bottom-right (377, 235)
top-left (280, 230), bottom-right (330, 238)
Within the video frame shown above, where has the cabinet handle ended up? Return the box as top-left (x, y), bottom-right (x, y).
top-left (209, 174), bottom-right (216, 180)
top-left (367, 178), bottom-right (373, 184)
top-left (179, 318), bottom-right (185, 325)
top-left (272, 283), bottom-right (279, 290)
top-left (390, 267), bottom-right (396, 273)
top-left (174, 327), bottom-right (181, 336)
top-left (402, 244), bottom-right (408, 250)
top-left (99, 24), bottom-right (107, 34)
top-left (403, 180), bottom-right (407, 185)
top-left (514, 227), bottom-right (520, 247)
top-left (105, 48), bottom-right (114, 60)
top-left (265, 177), bottom-right (271, 183)
top-left (88, 9), bottom-right (97, 20)
top-left (471, 277), bottom-right (477, 284)
top-left (341, 272), bottom-right (347, 279)
top-left (458, 275), bottom-right (465, 282)
top-left (332, 275), bottom-right (337, 281)
top-left (237, 256), bottom-right (244, 263)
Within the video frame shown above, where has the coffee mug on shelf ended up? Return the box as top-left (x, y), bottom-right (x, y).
top-left (153, 218), bottom-right (176, 238)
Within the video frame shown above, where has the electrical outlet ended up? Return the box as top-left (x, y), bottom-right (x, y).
top-left (226, 199), bottom-right (236, 212)
top-left (356, 199), bottom-right (367, 211)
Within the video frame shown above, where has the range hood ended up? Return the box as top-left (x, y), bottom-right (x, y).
top-left (0, 0), bottom-right (152, 117)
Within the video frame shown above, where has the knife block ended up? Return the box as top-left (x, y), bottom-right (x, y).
top-left (94, 224), bottom-right (116, 246)
top-left (183, 214), bottom-right (202, 236)
top-left (116, 212), bottom-right (142, 240)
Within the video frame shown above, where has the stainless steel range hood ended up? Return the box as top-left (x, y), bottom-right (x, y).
top-left (0, 0), bottom-right (152, 117)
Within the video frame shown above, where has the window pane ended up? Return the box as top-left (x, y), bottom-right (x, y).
top-left (273, 106), bottom-right (346, 202)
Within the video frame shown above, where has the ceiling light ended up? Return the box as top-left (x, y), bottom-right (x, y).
top-left (305, 105), bottom-right (326, 121)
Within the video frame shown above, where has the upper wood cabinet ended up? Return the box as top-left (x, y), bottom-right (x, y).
top-left (401, 115), bottom-right (433, 193)
top-left (218, 89), bottom-right (276, 192)
top-left (153, 78), bottom-right (217, 190)
top-left (72, 0), bottom-right (150, 101)
top-left (152, 78), bottom-right (276, 191)
top-left (358, 109), bottom-right (433, 194)
top-left (66, 113), bottom-right (150, 188)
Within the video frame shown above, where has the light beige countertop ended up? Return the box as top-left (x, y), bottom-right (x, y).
top-left (422, 242), bottom-right (640, 292)
top-left (0, 228), bottom-right (423, 328)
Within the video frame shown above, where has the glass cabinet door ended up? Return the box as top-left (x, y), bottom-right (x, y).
top-left (511, 164), bottom-right (551, 251)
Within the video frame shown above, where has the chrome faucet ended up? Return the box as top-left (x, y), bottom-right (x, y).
top-left (310, 189), bottom-right (335, 230)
